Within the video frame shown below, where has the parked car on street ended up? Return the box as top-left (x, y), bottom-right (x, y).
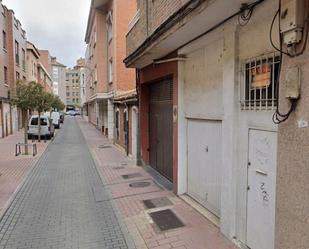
top-left (27, 115), bottom-right (55, 139)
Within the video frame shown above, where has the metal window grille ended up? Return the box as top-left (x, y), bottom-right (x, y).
top-left (240, 53), bottom-right (280, 111)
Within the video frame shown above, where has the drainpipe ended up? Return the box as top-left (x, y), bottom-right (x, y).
top-left (136, 69), bottom-right (142, 166)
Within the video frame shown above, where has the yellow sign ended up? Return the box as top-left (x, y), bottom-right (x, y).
top-left (251, 64), bottom-right (271, 89)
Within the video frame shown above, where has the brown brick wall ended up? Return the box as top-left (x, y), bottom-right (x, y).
top-left (126, 0), bottom-right (190, 56)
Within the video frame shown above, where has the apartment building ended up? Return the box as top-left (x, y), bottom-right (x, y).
top-left (51, 57), bottom-right (66, 104)
top-left (26, 41), bottom-right (39, 82)
top-left (84, 0), bottom-right (136, 139)
top-left (65, 59), bottom-right (85, 110)
top-left (125, 1), bottom-right (309, 249)
top-left (0, 1), bottom-right (27, 136)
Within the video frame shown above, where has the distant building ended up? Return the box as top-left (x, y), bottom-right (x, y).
top-left (65, 58), bottom-right (85, 110)
top-left (51, 57), bottom-right (66, 105)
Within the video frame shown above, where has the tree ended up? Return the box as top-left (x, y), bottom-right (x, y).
top-left (11, 82), bottom-right (43, 154)
top-left (51, 95), bottom-right (65, 112)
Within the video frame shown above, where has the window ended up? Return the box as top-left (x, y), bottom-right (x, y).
top-left (115, 110), bottom-right (120, 141)
top-left (22, 49), bottom-right (26, 70)
top-left (15, 40), bottom-right (19, 65)
top-left (240, 53), bottom-right (280, 110)
top-left (123, 110), bottom-right (128, 146)
top-left (16, 71), bottom-right (20, 81)
top-left (66, 92), bottom-right (70, 97)
top-left (4, 66), bottom-right (8, 85)
top-left (107, 11), bottom-right (113, 42)
top-left (108, 59), bottom-right (113, 83)
top-left (94, 28), bottom-right (97, 46)
top-left (2, 30), bottom-right (6, 49)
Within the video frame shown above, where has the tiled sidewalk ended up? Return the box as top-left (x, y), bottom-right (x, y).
top-left (78, 118), bottom-right (238, 249)
top-left (0, 130), bottom-right (49, 215)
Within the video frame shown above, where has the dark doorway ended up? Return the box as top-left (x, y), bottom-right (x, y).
top-left (149, 78), bottom-right (173, 181)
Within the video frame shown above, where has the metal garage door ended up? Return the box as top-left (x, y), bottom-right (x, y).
top-left (149, 79), bottom-right (173, 181)
top-left (187, 119), bottom-right (222, 217)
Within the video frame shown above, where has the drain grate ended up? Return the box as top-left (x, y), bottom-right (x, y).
top-left (98, 144), bottom-right (112, 149)
top-left (122, 173), bottom-right (143, 179)
top-left (129, 181), bottom-right (151, 188)
top-left (120, 162), bottom-right (128, 166)
top-left (149, 209), bottom-right (184, 231)
top-left (113, 166), bottom-right (125, 170)
top-left (143, 197), bottom-right (173, 209)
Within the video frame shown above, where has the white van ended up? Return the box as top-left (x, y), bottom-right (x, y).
top-left (27, 115), bottom-right (55, 139)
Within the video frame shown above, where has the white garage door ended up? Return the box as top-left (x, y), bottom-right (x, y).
top-left (187, 119), bottom-right (222, 217)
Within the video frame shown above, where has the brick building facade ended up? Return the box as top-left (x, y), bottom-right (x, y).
top-left (84, 0), bottom-right (137, 141)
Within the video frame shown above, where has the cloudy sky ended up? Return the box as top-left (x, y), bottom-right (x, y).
top-left (2, 0), bottom-right (91, 67)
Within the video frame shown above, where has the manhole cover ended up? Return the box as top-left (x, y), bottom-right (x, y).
top-left (143, 197), bottom-right (173, 209)
top-left (149, 209), bottom-right (184, 231)
top-left (98, 144), bottom-right (112, 149)
top-left (122, 173), bottom-right (143, 179)
top-left (113, 166), bottom-right (125, 170)
top-left (129, 181), bottom-right (151, 188)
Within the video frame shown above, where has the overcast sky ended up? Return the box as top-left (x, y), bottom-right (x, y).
top-left (2, 0), bottom-right (91, 68)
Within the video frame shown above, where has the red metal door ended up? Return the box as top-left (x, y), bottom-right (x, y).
top-left (149, 79), bottom-right (173, 181)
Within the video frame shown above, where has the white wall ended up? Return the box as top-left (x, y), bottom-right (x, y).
top-left (178, 0), bottom-right (279, 245)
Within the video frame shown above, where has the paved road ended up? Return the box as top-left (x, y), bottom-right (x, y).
top-left (0, 117), bottom-right (130, 249)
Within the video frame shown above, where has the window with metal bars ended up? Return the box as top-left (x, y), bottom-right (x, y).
top-left (240, 53), bottom-right (280, 110)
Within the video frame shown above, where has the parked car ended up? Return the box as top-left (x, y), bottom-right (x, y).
top-left (27, 115), bottom-right (55, 139)
top-left (66, 110), bottom-right (75, 116)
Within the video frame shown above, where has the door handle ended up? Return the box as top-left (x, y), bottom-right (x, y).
top-left (205, 146), bottom-right (209, 152)
top-left (255, 169), bottom-right (268, 176)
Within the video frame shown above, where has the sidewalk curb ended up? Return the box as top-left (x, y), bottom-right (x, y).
top-left (78, 120), bottom-right (138, 249)
top-left (0, 132), bottom-right (55, 224)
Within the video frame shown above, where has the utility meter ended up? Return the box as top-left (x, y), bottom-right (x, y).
top-left (280, 0), bottom-right (305, 45)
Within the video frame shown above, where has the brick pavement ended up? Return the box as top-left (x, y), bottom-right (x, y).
top-left (0, 117), bottom-right (132, 249)
top-left (78, 118), bottom-right (238, 249)
top-left (0, 130), bottom-right (49, 215)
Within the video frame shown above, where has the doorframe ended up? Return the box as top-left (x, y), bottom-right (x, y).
top-left (245, 127), bottom-right (278, 246)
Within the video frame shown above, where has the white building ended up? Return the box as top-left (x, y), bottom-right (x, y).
top-left (51, 57), bottom-right (67, 105)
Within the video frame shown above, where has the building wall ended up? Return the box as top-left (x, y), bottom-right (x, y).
top-left (52, 64), bottom-right (67, 105)
top-left (112, 0), bottom-right (136, 91)
top-left (0, 3), bottom-right (9, 100)
top-left (177, 0), bottom-right (279, 244)
top-left (126, 0), bottom-right (191, 56)
top-left (38, 50), bottom-right (52, 75)
top-left (65, 68), bottom-right (81, 108)
top-left (275, 4), bottom-right (309, 248)
top-left (26, 50), bottom-right (38, 82)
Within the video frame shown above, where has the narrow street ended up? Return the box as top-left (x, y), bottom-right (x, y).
top-left (0, 117), bottom-right (130, 249)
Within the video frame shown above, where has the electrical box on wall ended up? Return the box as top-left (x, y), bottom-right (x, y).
top-left (285, 66), bottom-right (301, 99)
top-left (280, 0), bottom-right (304, 45)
